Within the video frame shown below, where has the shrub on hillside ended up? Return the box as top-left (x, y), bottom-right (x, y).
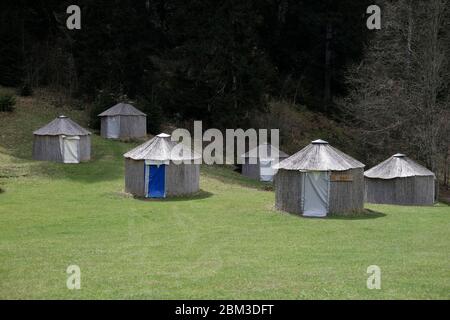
top-left (136, 96), bottom-right (163, 135)
top-left (0, 94), bottom-right (16, 112)
top-left (250, 100), bottom-right (351, 155)
top-left (17, 83), bottom-right (33, 96)
top-left (89, 90), bottom-right (118, 129)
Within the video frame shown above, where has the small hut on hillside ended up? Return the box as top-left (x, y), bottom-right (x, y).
top-left (274, 139), bottom-right (365, 217)
top-left (123, 133), bottom-right (201, 198)
top-left (364, 154), bottom-right (435, 205)
top-left (98, 103), bottom-right (147, 139)
top-left (240, 143), bottom-right (289, 181)
top-left (33, 115), bottom-right (91, 163)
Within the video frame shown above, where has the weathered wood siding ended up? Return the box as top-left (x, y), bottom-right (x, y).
top-left (119, 115), bottom-right (147, 139)
top-left (165, 162), bottom-right (200, 196)
top-left (329, 168), bottom-right (364, 214)
top-left (100, 117), bottom-right (108, 138)
top-left (241, 158), bottom-right (260, 180)
top-left (79, 135), bottom-right (91, 161)
top-left (33, 135), bottom-right (90, 163)
top-left (101, 115), bottom-right (147, 139)
top-left (242, 156), bottom-right (288, 181)
top-left (274, 169), bottom-right (303, 214)
top-left (32, 135), bottom-right (63, 162)
top-left (124, 158), bottom-right (145, 197)
top-left (365, 176), bottom-right (434, 205)
top-left (275, 168), bottom-right (364, 215)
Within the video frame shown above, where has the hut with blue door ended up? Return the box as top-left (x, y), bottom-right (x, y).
top-left (123, 133), bottom-right (201, 198)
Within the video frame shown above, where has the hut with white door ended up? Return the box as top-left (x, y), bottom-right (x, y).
top-left (364, 154), bottom-right (435, 205)
top-left (123, 133), bottom-right (201, 198)
top-left (98, 103), bottom-right (147, 139)
top-left (240, 143), bottom-right (289, 181)
top-left (32, 115), bottom-right (91, 163)
top-left (274, 139), bottom-right (365, 217)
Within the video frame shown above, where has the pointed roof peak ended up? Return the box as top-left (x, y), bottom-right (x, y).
top-left (365, 155), bottom-right (434, 179)
top-left (33, 116), bottom-right (91, 136)
top-left (312, 139), bottom-right (328, 144)
top-left (98, 102), bottom-right (146, 117)
top-left (124, 133), bottom-right (201, 161)
top-left (275, 140), bottom-right (364, 171)
top-left (393, 153), bottom-right (406, 158)
top-left (241, 143), bottom-right (289, 160)
top-left (157, 133), bottom-right (171, 138)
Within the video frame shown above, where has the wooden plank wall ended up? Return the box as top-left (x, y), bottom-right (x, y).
top-left (79, 135), bottom-right (91, 161)
top-left (241, 158), bottom-right (261, 180)
top-left (365, 176), bottom-right (434, 205)
top-left (165, 163), bottom-right (200, 196)
top-left (32, 135), bottom-right (63, 162)
top-left (118, 115), bottom-right (147, 139)
top-left (124, 158), bottom-right (145, 197)
top-left (274, 169), bottom-right (303, 214)
top-left (329, 168), bottom-right (365, 214)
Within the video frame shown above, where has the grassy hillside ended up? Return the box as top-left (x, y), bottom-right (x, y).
top-left (0, 89), bottom-right (449, 299)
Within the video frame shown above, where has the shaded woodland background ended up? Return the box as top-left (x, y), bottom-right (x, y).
top-left (0, 0), bottom-right (448, 184)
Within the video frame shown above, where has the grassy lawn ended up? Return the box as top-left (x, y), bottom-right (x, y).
top-left (0, 92), bottom-right (449, 299)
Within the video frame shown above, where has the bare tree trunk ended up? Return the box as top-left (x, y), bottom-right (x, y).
top-left (340, 0), bottom-right (449, 174)
top-left (324, 21), bottom-right (333, 111)
top-left (445, 147), bottom-right (450, 188)
top-left (420, 0), bottom-right (446, 176)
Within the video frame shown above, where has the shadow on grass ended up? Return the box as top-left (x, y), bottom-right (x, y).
top-left (201, 164), bottom-right (273, 191)
top-left (326, 209), bottom-right (386, 220)
top-left (273, 207), bottom-right (386, 220)
top-left (134, 189), bottom-right (214, 202)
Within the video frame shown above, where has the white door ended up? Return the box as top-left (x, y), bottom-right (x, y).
top-left (259, 159), bottom-right (274, 181)
top-left (62, 136), bottom-right (80, 163)
top-left (303, 171), bottom-right (329, 217)
top-left (107, 116), bottom-right (120, 138)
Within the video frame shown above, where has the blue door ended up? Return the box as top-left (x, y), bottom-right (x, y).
top-left (148, 165), bottom-right (165, 198)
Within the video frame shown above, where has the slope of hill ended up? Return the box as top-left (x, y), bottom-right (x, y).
top-left (0, 88), bottom-right (449, 299)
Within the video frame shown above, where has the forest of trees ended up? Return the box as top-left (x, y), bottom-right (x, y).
top-left (341, 0), bottom-right (449, 185)
top-left (0, 0), bottom-right (448, 183)
top-left (0, 0), bottom-right (372, 123)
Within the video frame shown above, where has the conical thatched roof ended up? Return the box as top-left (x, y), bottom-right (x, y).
top-left (123, 133), bottom-right (201, 161)
top-left (241, 143), bottom-right (289, 160)
top-left (98, 103), bottom-right (146, 117)
top-left (33, 116), bottom-right (91, 136)
top-left (275, 139), bottom-right (364, 171)
top-left (364, 154), bottom-right (434, 179)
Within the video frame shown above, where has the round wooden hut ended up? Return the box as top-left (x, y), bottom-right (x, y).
top-left (98, 103), bottom-right (147, 139)
top-left (274, 139), bottom-right (365, 217)
top-left (32, 115), bottom-right (91, 163)
top-left (123, 133), bottom-right (201, 198)
top-left (240, 143), bottom-right (289, 182)
top-left (364, 154), bottom-right (435, 205)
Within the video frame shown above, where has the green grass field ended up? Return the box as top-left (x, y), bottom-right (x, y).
top-left (0, 92), bottom-right (449, 299)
